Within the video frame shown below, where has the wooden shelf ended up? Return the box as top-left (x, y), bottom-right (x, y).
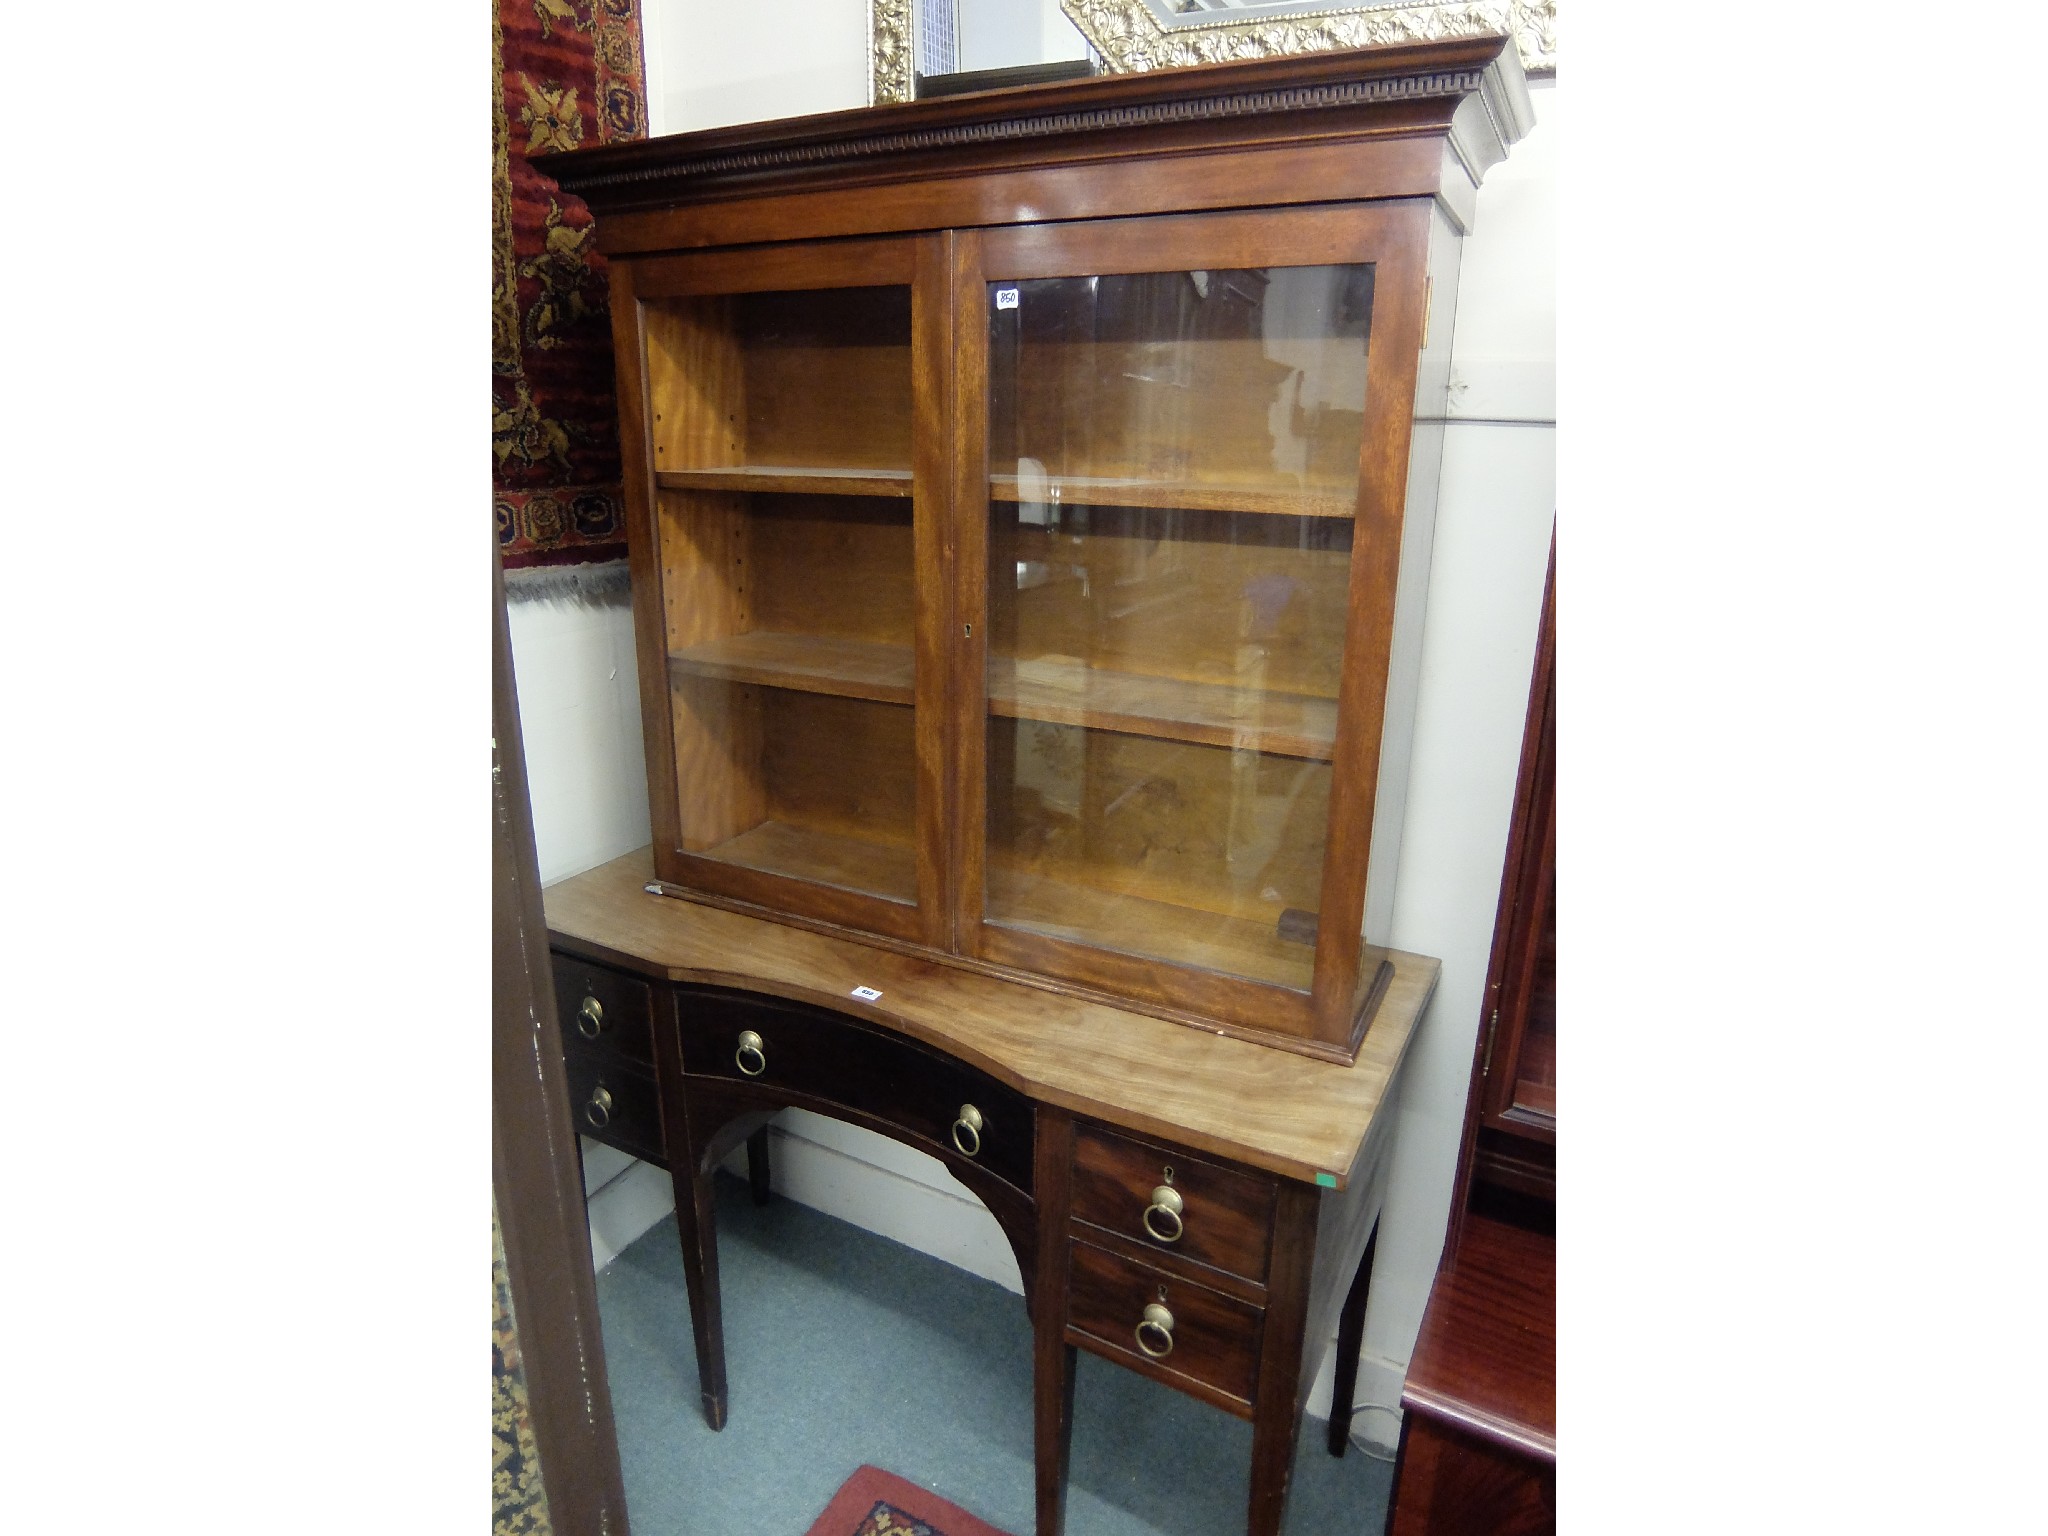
top-left (990, 472), bottom-right (1353, 519)
top-left (699, 820), bottom-right (917, 905)
top-left (668, 632), bottom-right (913, 706)
top-left (987, 866), bottom-right (1315, 993)
top-left (657, 466), bottom-right (913, 497)
top-left (668, 636), bottom-right (1333, 758)
top-left (988, 654), bottom-right (1336, 761)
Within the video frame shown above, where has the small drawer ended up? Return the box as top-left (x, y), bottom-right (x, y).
top-left (674, 985), bottom-right (1033, 1197)
top-left (1071, 1123), bottom-right (1276, 1283)
top-left (552, 953), bottom-right (655, 1066)
top-left (562, 1050), bottom-right (666, 1167)
top-left (1066, 1240), bottom-right (1262, 1409)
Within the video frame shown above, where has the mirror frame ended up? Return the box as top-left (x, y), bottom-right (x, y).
top-left (870, 0), bottom-right (1554, 105)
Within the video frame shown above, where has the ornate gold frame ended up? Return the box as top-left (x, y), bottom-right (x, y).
top-left (869, 0), bottom-right (1552, 105)
top-left (869, 0), bottom-right (916, 106)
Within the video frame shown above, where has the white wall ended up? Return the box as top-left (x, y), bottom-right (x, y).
top-left (506, 9), bottom-right (1555, 1453)
top-left (1352, 77), bottom-right (1556, 1438)
top-left (641, 0), bottom-right (866, 134)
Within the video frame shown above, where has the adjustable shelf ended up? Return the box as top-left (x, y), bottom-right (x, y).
top-left (990, 473), bottom-right (1353, 520)
top-left (657, 466), bottom-right (914, 498)
top-left (987, 654), bottom-right (1336, 761)
top-left (667, 632), bottom-right (914, 707)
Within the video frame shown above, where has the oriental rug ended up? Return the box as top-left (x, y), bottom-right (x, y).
top-left (803, 1465), bottom-right (1017, 1536)
top-left (492, 0), bottom-right (647, 586)
top-left (491, 1200), bottom-right (554, 1536)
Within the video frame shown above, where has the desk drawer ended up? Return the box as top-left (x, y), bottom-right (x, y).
top-left (1066, 1240), bottom-right (1262, 1410)
top-left (562, 1049), bottom-right (665, 1166)
top-left (1071, 1124), bottom-right (1275, 1284)
top-left (674, 986), bottom-right (1033, 1196)
top-left (552, 954), bottom-right (655, 1067)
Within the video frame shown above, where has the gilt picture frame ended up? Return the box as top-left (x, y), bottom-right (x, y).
top-left (870, 0), bottom-right (1554, 106)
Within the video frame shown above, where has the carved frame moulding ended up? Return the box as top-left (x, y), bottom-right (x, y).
top-left (873, 1), bottom-right (1551, 107)
top-left (1062, 1), bottom-right (1553, 79)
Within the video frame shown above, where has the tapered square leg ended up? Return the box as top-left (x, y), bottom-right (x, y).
top-left (746, 1125), bottom-right (772, 1206)
top-left (1327, 1216), bottom-right (1380, 1456)
top-left (1031, 1106), bottom-right (1077, 1536)
top-left (671, 1165), bottom-right (728, 1429)
top-left (1034, 1339), bottom-right (1076, 1536)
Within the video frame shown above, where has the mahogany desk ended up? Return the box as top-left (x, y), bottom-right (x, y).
top-left (545, 849), bottom-right (1438, 1536)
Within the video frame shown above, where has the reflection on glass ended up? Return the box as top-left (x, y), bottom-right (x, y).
top-left (647, 285), bottom-right (919, 905)
top-left (984, 265), bottom-right (1373, 990)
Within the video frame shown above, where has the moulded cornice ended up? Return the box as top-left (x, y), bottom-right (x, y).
top-left (539, 36), bottom-right (1528, 214)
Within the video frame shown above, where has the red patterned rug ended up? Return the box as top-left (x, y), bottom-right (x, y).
top-left (491, 0), bottom-right (646, 583)
top-left (804, 1466), bottom-right (1017, 1536)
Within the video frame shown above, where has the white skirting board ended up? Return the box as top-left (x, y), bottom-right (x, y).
top-left (577, 1113), bottom-right (1406, 1446)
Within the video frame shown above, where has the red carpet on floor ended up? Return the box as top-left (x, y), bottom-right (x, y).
top-left (803, 1465), bottom-right (1017, 1536)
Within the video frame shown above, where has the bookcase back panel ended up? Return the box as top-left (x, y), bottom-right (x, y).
top-left (644, 286), bottom-right (913, 475)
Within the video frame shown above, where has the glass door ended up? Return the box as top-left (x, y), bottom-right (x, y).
top-left (629, 237), bottom-right (947, 946)
top-left (960, 207), bottom-right (1430, 1042)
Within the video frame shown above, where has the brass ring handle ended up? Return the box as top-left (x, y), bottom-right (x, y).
top-left (584, 1085), bottom-right (613, 1129)
top-left (1142, 1185), bottom-right (1185, 1244)
top-left (577, 996), bottom-right (605, 1039)
top-left (952, 1103), bottom-right (984, 1158)
top-left (1135, 1302), bottom-right (1175, 1359)
top-left (735, 1030), bottom-right (767, 1077)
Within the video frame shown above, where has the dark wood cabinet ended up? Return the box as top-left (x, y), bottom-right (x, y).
top-left (1388, 549), bottom-right (1556, 1534)
top-left (537, 38), bottom-right (1531, 1062)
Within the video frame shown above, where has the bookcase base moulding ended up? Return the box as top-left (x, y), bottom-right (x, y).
top-left (538, 36), bottom-right (1530, 1064)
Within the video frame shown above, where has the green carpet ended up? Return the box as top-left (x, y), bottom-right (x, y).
top-left (593, 1172), bottom-right (1394, 1535)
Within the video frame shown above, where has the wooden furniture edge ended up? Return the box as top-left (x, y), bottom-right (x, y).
top-left (1397, 1382), bottom-right (1557, 1464)
top-left (532, 36), bottom-right (1526, 212)
top-left (542, 848), bottom-right (1439, 1188)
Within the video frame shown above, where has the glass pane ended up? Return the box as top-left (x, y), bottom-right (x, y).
top-left (647, 285), bottom-right (918, 906)
top-left (983, 264), bottom-right (1371, 991)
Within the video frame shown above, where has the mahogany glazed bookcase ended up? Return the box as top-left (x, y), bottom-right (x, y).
top-left (533, 36), bottom-right (1531, 1536)
top-left (539, 36), bottom-right (1531, 1065)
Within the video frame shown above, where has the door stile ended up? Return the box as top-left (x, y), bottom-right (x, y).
top-left (912, 232), bottom-right (958, 952)
top-left (950, 228), bottom-right (993, 960)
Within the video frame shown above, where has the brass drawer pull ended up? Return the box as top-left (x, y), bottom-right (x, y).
top-left (1135, 1301), bottom-right (1175, 1359)
top-left (1142, 1184), bottom-right (1185, 1244)
top-left (577, 996), bottom-right (605, 1039)
top-left (584, 1085), bottom-right (613, 1129)
top-left (735, 1030), bottom-right (767, 1077)
top-left (952, 1103), bottom-right (984, 1158)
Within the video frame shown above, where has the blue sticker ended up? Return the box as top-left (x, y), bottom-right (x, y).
top-left (1315, 1172), bottom-right (1337, 1188)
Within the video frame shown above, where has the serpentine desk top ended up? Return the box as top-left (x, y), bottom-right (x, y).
top-left (543, 849), bottom-right (1440, 1188)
